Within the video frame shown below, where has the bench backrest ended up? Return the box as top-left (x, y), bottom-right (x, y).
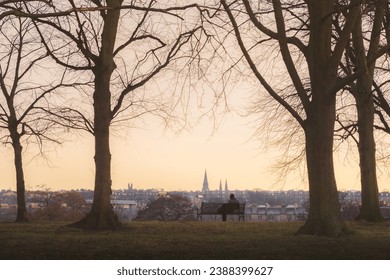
top-left (200, 203), bottom-right (223, 214)
top-left (200, 202), bottom-right (245, 214)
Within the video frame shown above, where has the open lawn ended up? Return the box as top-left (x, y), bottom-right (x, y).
top-left (0, 221), bottom-right (390, 259)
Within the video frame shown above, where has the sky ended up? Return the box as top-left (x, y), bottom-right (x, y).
top-left (1, 3), bottom-right (390, 193)
top-left (2, 93), bottom-right (388, 193)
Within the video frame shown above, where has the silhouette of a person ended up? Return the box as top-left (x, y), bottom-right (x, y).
top-left (222, 193), bottom-right (239, 221)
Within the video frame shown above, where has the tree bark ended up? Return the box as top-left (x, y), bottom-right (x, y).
top-left (351, 2), bottom-right (385, 222)
top-left (11, 130), bottom-right (28, 223)
top-left (295, 0), bottom-right (354, 236)
top-left (355, 91), bottom-right (383, 221)
top-left (297, 92), bottom-right (345, 236)
top-left (70, 0), bottom-right (123, 230)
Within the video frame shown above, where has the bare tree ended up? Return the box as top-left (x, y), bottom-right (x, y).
top-left (219, 0), bottom-right (364, 236)
top-left (27, 0), bottom-right (207, 230)
top-left (0, 6), bottom-right (64, 222)
top-left (341, 1), bottom-right (388, 222)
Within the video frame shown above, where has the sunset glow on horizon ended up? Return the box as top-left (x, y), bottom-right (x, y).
top-left (2, 106), bottom-right (388, 193)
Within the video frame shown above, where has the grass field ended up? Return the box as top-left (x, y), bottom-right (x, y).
top-left (1, 221), bottom-right (390, 259)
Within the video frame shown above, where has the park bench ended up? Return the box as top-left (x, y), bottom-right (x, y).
top-left (197, 202), bottom-right (246, 221)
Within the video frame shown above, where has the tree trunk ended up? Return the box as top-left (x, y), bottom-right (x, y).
top-left (12, 134), bottom-right (28, 223)
top-left (351, 1), bottom-right (385, 222)
top-left (70, 0), bottom-right (123, 230)
top-left (72, 67), bottom-right (122, 230)
top-left (297, 92), bottom-right (345, 236)
top-left (295, 0), bottom-right (348, 236)
top-left (354, 80), bottom-right (383, 222)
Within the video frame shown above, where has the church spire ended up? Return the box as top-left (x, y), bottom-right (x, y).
top-left (225, 179), bottom-right (228, 191)
top-left (219, 179), bottom-right (222, 191)
top-left (202, 170), bottom-right (209, 193)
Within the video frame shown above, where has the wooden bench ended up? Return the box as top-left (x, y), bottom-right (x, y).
top-left (197, 202), bottom-right (246, 221)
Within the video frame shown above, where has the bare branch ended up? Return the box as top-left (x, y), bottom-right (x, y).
top-left (220, 0), bottom-right (305, 127)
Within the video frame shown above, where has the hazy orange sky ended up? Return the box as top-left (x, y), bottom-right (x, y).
top-left (1, 5), bottom-right (389, 193)
top-left (1, 65), bottom-right (390, 192)
top-left (2, 102), bottom-right (389, 192)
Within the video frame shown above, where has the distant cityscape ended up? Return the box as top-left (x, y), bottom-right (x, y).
top-left (1, 170), bottom-right (390, 222)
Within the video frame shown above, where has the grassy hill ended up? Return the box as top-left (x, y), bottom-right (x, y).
top-left (1, 221), bottom-right (390, 259)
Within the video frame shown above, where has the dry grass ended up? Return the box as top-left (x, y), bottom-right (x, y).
top-left (1, 221), bottom-right (390, 259)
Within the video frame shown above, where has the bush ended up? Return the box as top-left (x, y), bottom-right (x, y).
top-left (135, 194), bottom-right (195, 221)
top-left (29, 191), bottom-right (89, 222)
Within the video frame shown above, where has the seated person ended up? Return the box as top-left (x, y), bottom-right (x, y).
top-left (220, 193), bottom-right (239, 221)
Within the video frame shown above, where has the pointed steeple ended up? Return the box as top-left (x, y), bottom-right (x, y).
top-left (219, 179), bottom-right (222, 191)
top-left (225, 179), bottom-right (228, 191)
top-left (202, 170), bottom-right (209, 193)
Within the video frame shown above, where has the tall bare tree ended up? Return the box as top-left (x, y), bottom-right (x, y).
top-left (346, 0), bottom-right (388, 222)
top-left (220, 0), bottom-right (362, 236)
top-left (28, 0), bottom-right (207, 229)
top-left (0, 7), bottom-right (63, 222)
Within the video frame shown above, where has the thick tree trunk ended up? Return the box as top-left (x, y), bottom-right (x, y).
top-left (297, 92), bottom-right (345, 236)
top-left (351, 2), bottom-right (384, 222)
top-left (70, 0), bottom-right (123, 230)
top-left (12, 134), bottom-right (28, 223)
top-left (295, 0), bottom-right (347, 236)
top-left (355, 84), bottom-right (383, 222)
top-left (72, 67), bottom-right (122, 230)
top-left (71, 74), bottom-right (122, 229)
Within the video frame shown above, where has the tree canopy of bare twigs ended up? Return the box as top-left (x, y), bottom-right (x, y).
top-left (21, 0), bottom-right (209, 229)
top-left (335, 0), bottom-right (389, 222)
top-left (217, 0), bottom-right (366, 236)
top-left (0, 2), bottom-right (67, 222)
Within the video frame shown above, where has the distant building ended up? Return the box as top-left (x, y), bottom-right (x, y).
top-left (85, 199), bottom-right (138, 221)
top-left (200, 170), bottom-right (247, 203)
top-left (246, 204), bottom-right (308, 221)
top-left (202, 170), bottom-right (209, 194)
top-left (379, 191), bottom-right (390, 206)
